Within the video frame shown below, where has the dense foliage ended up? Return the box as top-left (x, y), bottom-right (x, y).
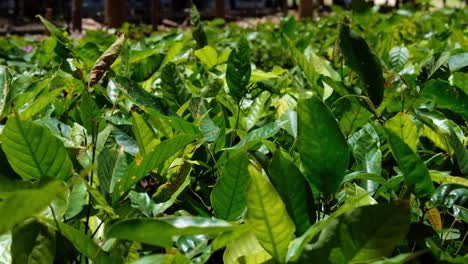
top-left (0, 5), bottom-right (467, 264)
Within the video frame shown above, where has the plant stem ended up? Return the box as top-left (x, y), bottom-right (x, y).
top-left (454, 230), bottom-right (467, 256)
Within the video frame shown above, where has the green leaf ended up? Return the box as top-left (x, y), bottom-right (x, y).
top-left (246, 163), bottom-right (295, 263)
top-left (226, 36), bottom-right (251, 101)
top-left (20, 88), bottom-right (63, 120)
top-left (2, 116), bottom-right (73, 180)
top-left (112, 77), bottom-right (166, 112)
top-left (132, 112), bottom-right (159, 155)
top-left (385, 128), bottom-right (435, 197)
top-left (64, 178), bottom-right (88, 219)
top-left (418, 80), bottom-right (468, 120)
top-left (131, 253), bottom-right (191, 264)
top-left (385, 112), bottom-right (419, 153)
top-left (59, 223), bottom-right (111, 264)
top-left (449, 129), bottom-right (468, 174)
top-left (223, 231), bottom-right (272, 264)
top-left (130, 50), bottom-right (164, 82)
top-left (11, 218), bottom-right (55, 264)
top-left (194, 46), bottom-right (218, 69)
top-left (0, 66), bottom-right (9, 117)
top-left (298, 96), bottom-right (350, 196)
top-left (268, 149), bottom-right (315, 236)
top-left (97, 147), bottom-right (128, 196)
top-left (240, 91), bottom-right (270, 131)
top-left (0, 181), bottom-right (67, 235)
top-left (113, 134), bottom-right (198, 202)
top-left (348, 123), bottom-right (382, 175)
top-left (211, 151), bottom-right (250, 221)
top-left (190, 4), bottom-right (208, 48)
top-left (300, 204), bottom-right (410, 263)
top-left (105, 217), bottom-right (236, 247)
top-left (161, 62), bottom-right (190, 107)
top-left (389, 46), bottom-right (409, 71)
top-left (448, 52), bottom-right (468, 72)
top-left (339, 19), bottom-right (384, 107)
top-left (370, 251), bottom-right (427, 264)
top-left (233, 121), bottom-right (287, 150)
top-left (88, 34), bottom-right (125, 88)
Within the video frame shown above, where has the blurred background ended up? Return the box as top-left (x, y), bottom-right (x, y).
top-left (0, 0), bottom-right (466, 34)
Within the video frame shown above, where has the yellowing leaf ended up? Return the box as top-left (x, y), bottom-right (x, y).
top-left (246, 164), bottom-right (295, 263)
top-left (194, 45), bottom-right (218, 69)
top-left (425, 208), bottom-right (442, 230)
top-left (385, 112), bottom-right (419, 152)
top-left (223, 231), bottom-right (272, 264)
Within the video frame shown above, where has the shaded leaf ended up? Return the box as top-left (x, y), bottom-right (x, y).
top-left (190, 4), bottom-right (207, 48)
top-left (385, 128), bottom-right (435, 197)
top-left (0, 66), bottom-right (9, 117)
top-left (226, 36), bottom-right (251, 101)
top-left (211, 151), bottom-right (250, 221)
top-left (161, 62), bottom-right (190, 107)
top-left (268, 149), bottom-right (315, 236)
top-left (298, 96), bottom-right (349, 196)
top-left (339, 19), bottom-right (384, 106)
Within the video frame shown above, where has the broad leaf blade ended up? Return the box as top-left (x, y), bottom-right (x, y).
top-left (105, 217), bottom-right (235, 247)
top-left (211, 151), bottom-right (250, 221)
top-left (268, 149), bottom-right (315, 235)
top-left (298, 96), bottom-right (349, 196)
top-left (300, 204), bottom-right (410, 263)
top-left (132, 112), bottom-right (159, 155)
top-left (385, 112), bottom-right (419, 152)
top-left (2, 116), bottom-right (73, 180)
top-left (226, 36), bottom-right (251, 101)
top-left (246, 164), bottom-right (295, 263)
top-left (339, 20), bottom-right (384, 107)
top-left (161, 62), bottom-right (190, 107)
top-left (385, 128), bottom-right (435, 197)
top-left (190, 4), bottom-right (207, 48)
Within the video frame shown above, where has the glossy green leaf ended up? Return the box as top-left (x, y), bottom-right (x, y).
top-left (448, 52), bottom-right (468, 72)
top-left (2, 116), bottom-right (73, 180)
top-left (113, 134), bottom-right (198, 202)
top-left (0, 181), bottom-right (67, 235)
top-left (246, 164), bottom-right (295, 263)
top-left (226, 36), bottom-right (251, 101)
top-left (194, 46), bottom-right (218, 69)
top-left (418, 80), bottom-right (468, 119)
top-left (298, 96), bottom-right (349, 196)
top-left (111, 125), bottom-right (140, 156)
top-left (240, 91), bottom-right (270, 131)
top-left (268, 149), bottom-right (315, 235)
top-left (300, 204), bottom-right (410, 263)
top-left (132, 112), bottom-right (159, 155)
top-left (385, 128), bottom-right (435, 197)
top-left (105, 217), bottom-right (236, 247)
top-left (223, 231), bottom-right (272, 264)
top-left (11, 218), bottom-right (55, 264)
top-left (449, 129), bottom-right (468, 174)
top-left (211, 151), bottom-right (250, 221)
top-left (389, 46), bottom-right (409, 71)
top-left (161, 62), bottom-right (190, 107)
top-left (0, 66), bottom-right (9, 117)
top-left (233, 121), bottom-right (286, 150)
top-left (59, 223), bottom-right (111, 264)
top-left (385, 112), bottom-right (419, 152)
top-left (339, 19), bottom-right (384, 106)
top-left (88, 34), bottom-right (125, 88)
top-left (20, 89), bottom-right (63, 120)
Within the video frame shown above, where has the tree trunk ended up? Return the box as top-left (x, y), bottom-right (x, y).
top-left (71, 0), bottom-right (83, 32)
top-left (299, 0), bottom-right (314, 19)
top-left (105, 0), bottom-right (128, 28)
top-left (215, 0), bottom-right (225, 18)
top-left (152, 0), bottom-right (161, 30)
top-left (281, 0), bottom-right (288, 15)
